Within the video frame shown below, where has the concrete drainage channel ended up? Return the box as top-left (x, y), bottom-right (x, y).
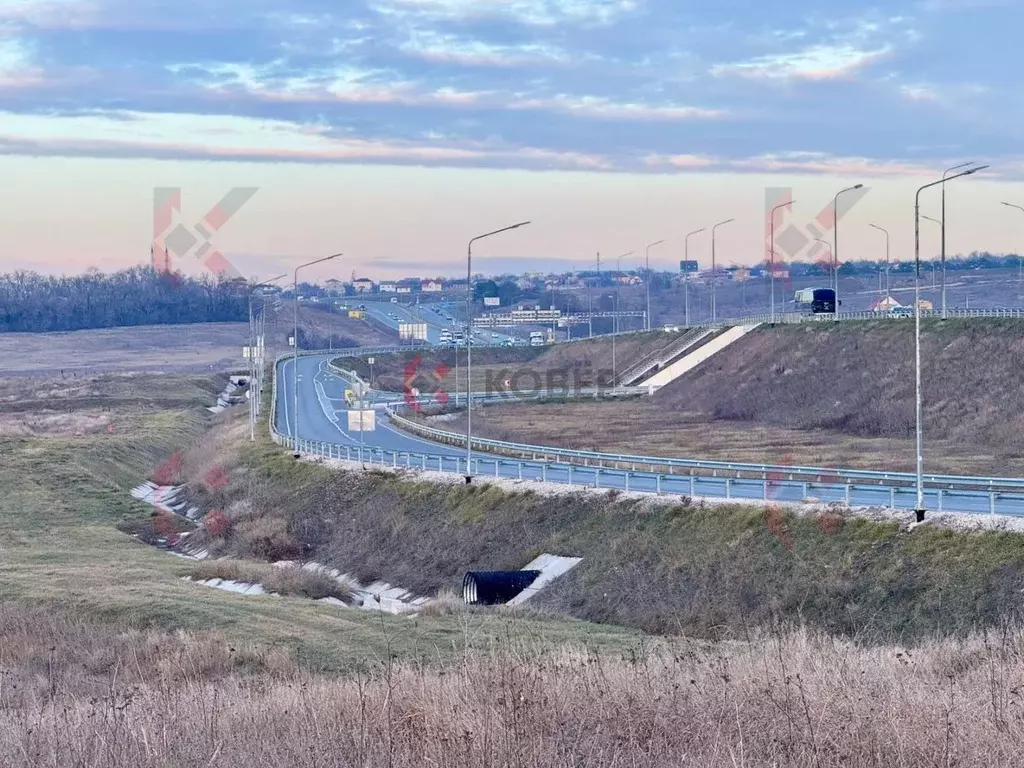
top-left (128, 375), bottom-right (584, 614)
top-left (132, 480), bottom-right (582, 613)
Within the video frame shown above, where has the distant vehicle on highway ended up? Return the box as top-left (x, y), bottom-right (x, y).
top-left (794, 288), bottom-right (838, 314)
top-left (529, 331), bottom-right (545, 347)
top-left (390, 297), bottom-right (398, 303)
top-left (890, 306), bottom-right (913, 318)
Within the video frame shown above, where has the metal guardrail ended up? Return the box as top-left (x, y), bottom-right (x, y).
top-left (269, 429), bottom-right (1024, 516)
top-left (385, 405), bottom-right (1024, 494)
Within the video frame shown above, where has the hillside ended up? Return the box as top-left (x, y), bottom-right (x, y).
top-left (432, 318), bottom-right (1024, 476)
top-left (340, 331), bottom-right (679, 393)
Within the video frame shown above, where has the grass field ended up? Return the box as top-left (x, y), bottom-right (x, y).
top-left (0, 369), bottom-right (643, 673)
top-left (0, 322), bottom-right (250, 375)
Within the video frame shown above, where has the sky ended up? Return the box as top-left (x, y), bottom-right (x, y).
top-left (2, 0), bottom-right (1024, 281)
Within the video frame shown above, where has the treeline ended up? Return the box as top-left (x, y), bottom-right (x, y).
top-left (0, 267), bottom-right (251, 333)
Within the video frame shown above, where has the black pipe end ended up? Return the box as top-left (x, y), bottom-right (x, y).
top-left (465, 475), bottom-right (472, 484)
top-left (915, 509), bottom-right (925, 523)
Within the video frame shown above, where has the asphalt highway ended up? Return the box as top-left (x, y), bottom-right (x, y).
top-left (275, 353), bottom-right (1024, 515)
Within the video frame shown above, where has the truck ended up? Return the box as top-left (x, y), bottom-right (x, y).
top-left (794, 287), bottom-right (838, 314)
top-left (529, 331), bottom-right (545, 347)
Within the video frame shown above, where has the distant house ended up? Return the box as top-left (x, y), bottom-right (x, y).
top-left (396, 279), bottom-right (418, 295)
top-left (871, 295), bottom-right (902, 312)
top-left (352, 278), bottom-right (375, 293)
top-left (421, 279), bottom-right (443, 293)
top-left (324, 278), bottom-right (345, 295)
top-left (613, 274), bottom-right (642, 285)
top-left (379, 282), bottom-right (397, 293)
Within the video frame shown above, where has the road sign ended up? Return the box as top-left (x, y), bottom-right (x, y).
top-left (347, 410), bottom-right (376, 431)
top-left (399, 322), bottom-right (428, 341)
top-left (367, 357), bottom-right (375, 365)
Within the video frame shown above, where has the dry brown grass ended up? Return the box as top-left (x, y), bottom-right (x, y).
top-left (0, 409), bottom-right (113, 437)
top-left (442, 400), bottom-right (1024, 476)
top-left (189, 559), bottom-right (354, 602)
top-left (6, 624), bottom-right (1024, 766)
top-left (0, 322), bottom-right (249, 374)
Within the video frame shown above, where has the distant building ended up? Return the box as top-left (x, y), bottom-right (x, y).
top-left (379, 282), bottom-right (397, 293)
top-left (613, 274), bottom-right (642, 285)
top-left (871, 295), bottom-right (902, 312)
top-left (352, 278), bottom-right (375, 293)
top-left (324, 278), bottom-right (345, 295)
top-left (421, 279), bottom-right (443, 293)
top-left (396, 279), bottom-right (418, 294)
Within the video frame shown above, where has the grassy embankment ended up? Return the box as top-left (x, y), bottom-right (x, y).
top-left (183, 400), bottom-right (1024, 643)
top-left (425, 318), bottom-right (1024, 476)
top-left (0, 371), bottom-right (638, 674)
top-left (8, 366), bottom-right (1024, 763)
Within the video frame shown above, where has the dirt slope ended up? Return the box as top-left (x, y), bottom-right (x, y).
top-left (658, 318), bottom-right (1024, 448)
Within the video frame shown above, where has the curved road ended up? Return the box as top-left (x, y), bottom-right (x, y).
top-left (275, 353), bottom-right (1024, 515)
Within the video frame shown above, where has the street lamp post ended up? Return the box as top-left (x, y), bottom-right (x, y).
top-left (613, 251), bottom-right (633, 384)
top-left (768, 201), bottom-right (793, 324)
top-left (1003, 202), bottom-right (1024, 288)
top-left (913, 165), bottom-right (987, 521)
top-left (248, 274), bottom-right (287, 441)
top-left (466, 221), bottom-right (530, 481)
top-left (684, 229), bottom-right (704, 326)
top-left (645, 240), bottom-right (665, 331)
top-left (292, 253), bottom-right (342, 455)
top-left (941, 162), bottom-right (974, 319)
top-left (832, 184), bottom-right (864, 317)
top-left (868, 224), bottom-right (890, 298)
top-left (711, 219), bottom-right (734, 323)
top-left (922, 215), bottom-right (941, 290)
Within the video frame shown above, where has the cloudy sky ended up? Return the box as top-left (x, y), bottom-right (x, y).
top-left (2, 0), bottom-right (1023, 279)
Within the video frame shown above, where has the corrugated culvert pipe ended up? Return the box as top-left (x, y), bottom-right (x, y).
top-left (462, 570), bottom-right (541, 605)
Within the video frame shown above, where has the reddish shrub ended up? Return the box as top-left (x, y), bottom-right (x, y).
top-left (763, 505), bottom-right (794, 551)
top-left (152, 451), bottom-right (184, 486)
top-left (203, 466), bottom-right (229, 491)
top-left (152, 511), bottom-right (180, 546)
top-left (203, 509), bottom-right (230, 537)
top-left (814, 513), bottom-right (844, 535)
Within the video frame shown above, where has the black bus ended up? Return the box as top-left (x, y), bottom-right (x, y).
top-left (794, 288), bottom-right (837, 314)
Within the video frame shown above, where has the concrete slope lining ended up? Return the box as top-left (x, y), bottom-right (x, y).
top-left (640, 324), bottom-right (761, 389)
top-left (620, 328), bottom-right (716, 386)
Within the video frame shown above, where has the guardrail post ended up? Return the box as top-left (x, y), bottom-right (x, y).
top-left (625, 472), bottom-right (630, 492)
top-left (725, 477), bottom-right (731, 499)
top-left (802, 482), bottom-right (809, 501)
top-left (518, 463), bottom-right (523, 481)
top-left (568, 465), bottom-right (573, 486)
top-left (542, 463), bottom-right (547, 482)
top-left (595, 468), bottom-right (601, 488)
top-left (845, 484), bottom-right (852, 505)
top-left (422, 455), bottom-right (426, 470)
top-left (392, 453), bottom-right (397, 468)
top-left (889, 487), bottom-right (896, 508)
top-left (495, 461), bottom-right (499, 477)
top-left (689, 475), bottom-right (695, 497)
top-left (990, 492), bottom-right (996, 515)
top-left (656, 475), bottom-right (662, 495)
top-left (937, 489), bottom-right (943, 512)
